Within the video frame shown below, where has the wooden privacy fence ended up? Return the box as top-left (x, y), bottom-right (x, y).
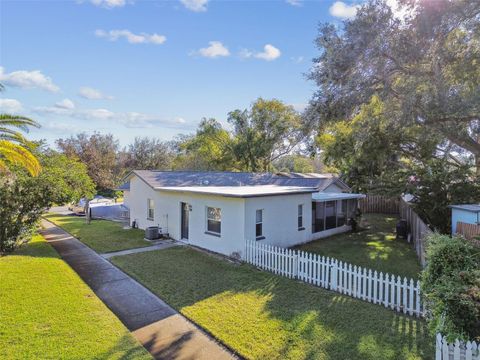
top-left (436, 334), bottom-right (480, 360)
top-left (359, 194), bottom-right (400, 214)
top-left (244, 240), bottom-right (423, 317)
top-left (399, 198), bottom-right (432, 267)
top-left (456, 222), bottom-right (480, 246)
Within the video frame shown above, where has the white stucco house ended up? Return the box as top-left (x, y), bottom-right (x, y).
top-left (118, 171), bottom-right (365, 258)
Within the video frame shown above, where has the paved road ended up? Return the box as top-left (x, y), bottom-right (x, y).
top-left (40, 219), bottom-right (236, 360)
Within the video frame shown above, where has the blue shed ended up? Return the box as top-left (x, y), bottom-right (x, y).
top-left (449, 204), bottom-right (480, 235)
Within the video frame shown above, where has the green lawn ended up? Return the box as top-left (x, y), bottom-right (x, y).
top-left (44, 214), bottom-right (151, 253)
top-left (112, 246), bottom-right (433, 360)
top-left (0, 235), bottom-right (151, 360)
top-left (294, 214), bottom-right (422, 280)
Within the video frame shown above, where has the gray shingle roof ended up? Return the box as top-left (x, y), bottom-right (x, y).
top-left (125, 170), bottom-right (348, 192)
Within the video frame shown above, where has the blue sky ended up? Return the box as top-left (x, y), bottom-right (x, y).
top-left (0, 0), bottom-right (359, 146)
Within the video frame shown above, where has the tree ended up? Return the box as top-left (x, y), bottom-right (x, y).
top-left (173, 118), bottom-right (236, 171)
top-left (0, 149), bottom-right (95, 253)
top-left (38, 149), bottom-right (96, 204)
top-left (306, 0), bottom-right (480, 173)
top-left (0, 114), bottom-right (41, 177)
top-left (316, 96), bottom-right (439, 191)
top-left (120, 137), bottom-right (174, 173)
top-left (56, 133), bottom-right (119, 192)
top-left (228, 98), bottom-right (305, 172)
top-left (273, 154), bottom-right (315, 173)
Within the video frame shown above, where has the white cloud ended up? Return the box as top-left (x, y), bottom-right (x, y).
top-left (195, 41), bottom-right (230, 58)
top-left (0, 98), bottom-right (23, 113)
top-left (78, 86), bottom-right (114, 100)
top-left (55, 98), bottom-right (75, 110)
top-left (33, 102), bottom-right (191, 129)
top-left (95, 29), bottom-right (167, 45)
top-left (286, 0), bottom-right (302, 6)
top-left (0, 67), bottom-right (59, 92)
top-left (180, 0), bottom-right (208, 12)
top-left (329, 1), bottom-right (359, 19)
top-left (89, 0), bottom-right (128, 8)
top-left (240, 44), bottom-right (281, 61)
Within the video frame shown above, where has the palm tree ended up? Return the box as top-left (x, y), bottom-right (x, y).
top-left (0, 114), bottom-right (41, 176)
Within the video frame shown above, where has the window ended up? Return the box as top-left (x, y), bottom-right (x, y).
top-left (206, 207), bottom-right (221, 235)
top-left (312, 199), bottom-right (359, 233)
top-left (147, 199), bottom-right (154, 220)
top-left (298, 204), bottom-right (304, 230)
top-left (256, 209), bottom-right (263, 239)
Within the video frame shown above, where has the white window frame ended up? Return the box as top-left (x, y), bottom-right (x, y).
top-left (255, 209), bottom-right (264, 240)
top-left (298, 204), bottom-right (304, 230)
top-left (206, 206), bottom-right (221, 236)
top-left (147, 198), bottom-right (154, 220)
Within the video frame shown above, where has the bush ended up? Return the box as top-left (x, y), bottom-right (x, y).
top-left (421, 233), bottom-right (480, 342)
top-left (0, 176), bottom-right (51, 253)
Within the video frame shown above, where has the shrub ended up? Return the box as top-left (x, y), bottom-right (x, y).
top-left (421, 233), bottom-right (480, 342)
top-left (0, 175), bottom-right (50, 253)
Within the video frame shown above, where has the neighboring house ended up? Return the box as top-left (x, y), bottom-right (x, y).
top-left (117, 171), bottom-right (364, 257)
top-left (449, 204), bottom-right (480, 235)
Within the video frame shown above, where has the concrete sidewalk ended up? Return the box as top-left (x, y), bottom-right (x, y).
top-left (40, 219), bottom-right (236, 360)
top-left (101, 240), bottom-right (182, 259)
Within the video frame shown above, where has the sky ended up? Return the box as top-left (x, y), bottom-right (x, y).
top-left (0, 0), bottom-right (360, 147)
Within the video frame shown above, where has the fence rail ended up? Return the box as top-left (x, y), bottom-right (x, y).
top-left (456, 222), bottom-right (480, 246)
top-left (436, 334), bottom-right (480, 360)
top-left (399, 198), bottom-right (432, 267)
top-left (359, 194), bottom-right (400, 214)
top-left (244, 240), bottom-right (423, 317)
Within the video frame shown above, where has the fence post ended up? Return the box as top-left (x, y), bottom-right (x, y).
top-left (331, 259), bottom-right (338, 290)
top-left (435, 334), bottom-right (442, 360)
top-left (294, 250), bottom-right (299, 279)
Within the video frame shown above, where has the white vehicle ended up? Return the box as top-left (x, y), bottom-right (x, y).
top-left (68, 196), bottom-right (114, 215)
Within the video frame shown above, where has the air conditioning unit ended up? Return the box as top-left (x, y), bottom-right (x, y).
top-left (145, 226), bottom-right (160, 240)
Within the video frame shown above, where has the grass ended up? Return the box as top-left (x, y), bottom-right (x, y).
top-left (294, 214), bottom-right (422, 280)
top-left (112, 246), bottom-right (434, 360)
top-left (44, 213), bottom-right (151, 253)
top-left (0, 234), bottom-right (151, 360)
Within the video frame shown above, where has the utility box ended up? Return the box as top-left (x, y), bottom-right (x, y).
top-left (145, 226), bottom-right (160, 240)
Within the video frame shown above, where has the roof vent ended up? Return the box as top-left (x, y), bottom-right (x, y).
top-left (202, 180), bottom-right (210, 186)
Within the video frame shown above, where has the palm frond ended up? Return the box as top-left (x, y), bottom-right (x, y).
top-left (0, 128), bottom-right (29, 144)
top-left (0, 140), bottom-right (41, 176)
top-left (0, 114), bottom-right (40, 132)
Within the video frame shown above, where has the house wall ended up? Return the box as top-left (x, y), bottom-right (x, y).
top-left (125, 174), bottom-right (354, 256)
top-left (244, 193), bottom-right (312, 248)
top-left (158, 191), bottom-right (246, 257)
top-left (127, 175), bottom-right (160, 229)
top-left (452, 209), bottom-right (478, 234)
top-left (322, 183), bottom-right (345, 193)
top-left (122, 190), bottom-right (130, 205)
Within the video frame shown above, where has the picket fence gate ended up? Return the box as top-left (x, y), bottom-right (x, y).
top-left (244, 240), bottom-right (423, 317)
top-left (436, 334), bottom-right (480, 360)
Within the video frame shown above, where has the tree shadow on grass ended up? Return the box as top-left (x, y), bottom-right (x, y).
top-left (113, 246), bottom-right (434, 360)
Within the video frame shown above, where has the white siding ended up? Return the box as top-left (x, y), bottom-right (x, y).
top-left (128, 176), bottom-right (160, 229)
top-left (244, 193), bottom-right (312, 248)
top-left (126, 174), bottom-right (353, 257)
top-left (158, 191), bottom-right (246, 257)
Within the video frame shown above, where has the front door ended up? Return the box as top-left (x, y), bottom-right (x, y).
top-left (181, 202), bottom-right (189, 240)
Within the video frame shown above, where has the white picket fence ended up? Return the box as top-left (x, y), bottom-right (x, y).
top-left (244, 240), bottom-right (423, 317)
top-left (436, 334), bottom-right (480, 360)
